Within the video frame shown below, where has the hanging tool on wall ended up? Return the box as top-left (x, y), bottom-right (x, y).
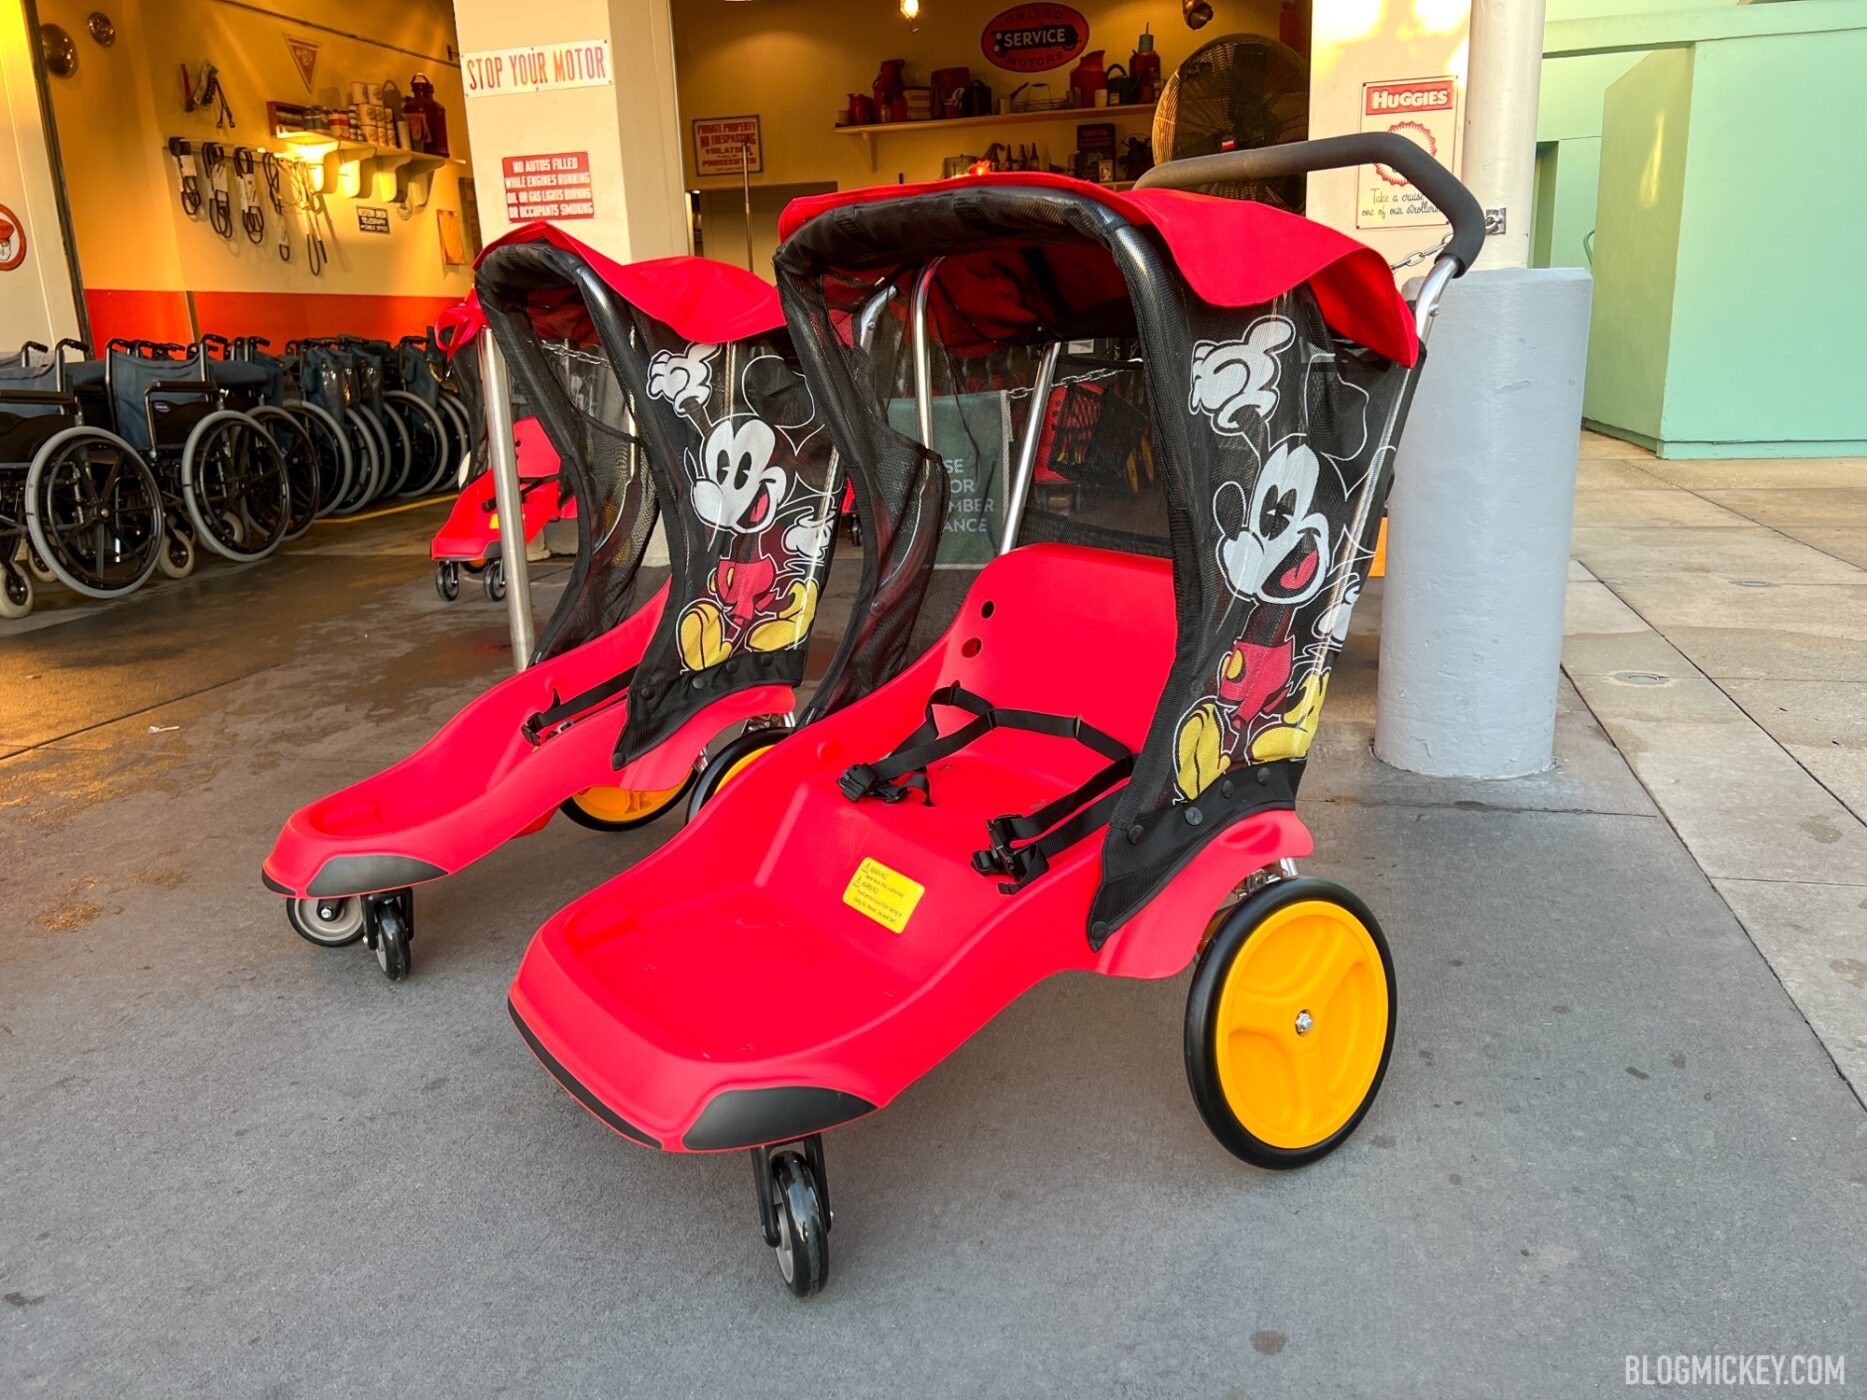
top-left (232, 147), bottom-right (265, 244)
top-left (181, 60), bottom-right (235, 128)
top-left (167, 137), bottom-right (201, 217)
top-left (199, 141), bottom-right (233, 238)
top-left (261, 152), bottom-right (290, 262)
top-left (294, 162), bottom-right (328, 276)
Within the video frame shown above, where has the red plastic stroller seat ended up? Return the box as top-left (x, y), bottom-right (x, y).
top-left (510, 544), bottom-right (1315, 1150)
top-left (265, 582), bottom-right (795, 897)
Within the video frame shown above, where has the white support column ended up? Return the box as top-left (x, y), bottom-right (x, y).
top-left (1460, 0), bottom-right (1544, 270)
top-left (1374, 0), bottom-right (1593, 779)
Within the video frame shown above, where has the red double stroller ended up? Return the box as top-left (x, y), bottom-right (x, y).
top-left (506, 136), bottom-right (1484, 1294)
top-left (264, 227), bottom-right (841, 978)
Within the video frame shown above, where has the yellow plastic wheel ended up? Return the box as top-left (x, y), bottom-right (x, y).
top-left (1185, 878), bottom-right (1395, 1168)
top-left (684, 727), bottom-right (787, 824)
top-left (558, 771), bottom-right (695, 833)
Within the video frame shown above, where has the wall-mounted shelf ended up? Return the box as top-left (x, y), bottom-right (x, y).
top-left (835, 102), bottom-right (1157, 171)
top-left (276, 130), bottom-right (464, 211)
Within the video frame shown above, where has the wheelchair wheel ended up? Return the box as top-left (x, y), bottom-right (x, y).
top-left (156, 520), bottom-right (196, 580)
top-left (287, 401), bottom-right (353, 519)
top-left (339, 414), bottom-right (382, 512)
top-left (352, 405), bottom-right (402, 500)
top-left (386, 390), bottom-right (451, 496)
top-left (250, 405), bottom-right (321, 539)
top-left (560, 768), bottom-right (697, 833)
top-left (436, 393), bottom-right (472, 483)
top-left (25, 426), bottom-right (165, 599)
top-left (0, 556), bottom-right (32, 619)
top-left (182, 410), bottom-right (291, 562)
top-left (1184, 877), bottom-right (1395, 1170)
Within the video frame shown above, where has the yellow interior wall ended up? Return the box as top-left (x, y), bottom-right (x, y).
top-left (38, 0), bottom-right (475, 301)
top-left (672, 0), bottom-right (1287, 192)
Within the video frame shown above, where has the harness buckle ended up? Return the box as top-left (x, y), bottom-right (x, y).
top-left (972, 817), bottom-right (1020, 878)
top-left (838, 764), bottom-right (881, 802)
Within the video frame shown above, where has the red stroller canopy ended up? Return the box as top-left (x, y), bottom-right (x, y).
top-left (779, 171), bottom-right (1418, 367)
top-left (443, 222), bottom-right (786, 350)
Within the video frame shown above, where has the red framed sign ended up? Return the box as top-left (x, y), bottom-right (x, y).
top-left (981, 4), bottom-right (1088, 73)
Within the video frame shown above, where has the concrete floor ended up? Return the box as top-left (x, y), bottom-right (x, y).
top-left (3, 478), bottom-right (1865, 1398)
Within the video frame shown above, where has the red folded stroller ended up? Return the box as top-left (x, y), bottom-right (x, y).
top-left (431, 414), bottom-right (571, 604)
top-left (508, 136), bottom-right (1483, 1294)
top-left (264, 227), bottom-right (842, 979)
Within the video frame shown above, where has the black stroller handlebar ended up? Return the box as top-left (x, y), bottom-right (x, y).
top-left (1136, 133), bottom-right (1487, 275)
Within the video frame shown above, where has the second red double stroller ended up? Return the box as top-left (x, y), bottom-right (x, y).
top-left (263, 227), bottom-right (842, 978)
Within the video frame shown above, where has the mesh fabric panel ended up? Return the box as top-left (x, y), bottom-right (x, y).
top-left (605, 309), bottom-right (839, 762)
top-left (476, 247), bottom-right (656, 667)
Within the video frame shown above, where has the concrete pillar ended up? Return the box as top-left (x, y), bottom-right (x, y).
top-left (1375, 268), bottom-right (1591, 778)
top-left (1461, 0), bottom-right (1544, 271)
top-left (1373, 0), bottom-right (1590, 779)
top-left (450, 0), bottom-right (688, 260)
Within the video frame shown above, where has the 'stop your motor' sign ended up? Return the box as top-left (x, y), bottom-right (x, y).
top-left (981, 5), bottom-right (1089, 72)
top-left (462, 39), bottom-right (614, 95)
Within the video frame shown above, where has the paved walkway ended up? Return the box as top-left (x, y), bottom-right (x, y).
top-left (2, 490), bottom-right (1863, 1396)
top-left (1564, 433), bottom-right (1867, 1098)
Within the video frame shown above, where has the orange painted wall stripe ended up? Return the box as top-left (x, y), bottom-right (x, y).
top-left (83, 289), bottom-right (462, 354)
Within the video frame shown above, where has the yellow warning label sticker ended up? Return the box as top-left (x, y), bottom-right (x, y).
top-left (842, 857), bottom-right (925, 935)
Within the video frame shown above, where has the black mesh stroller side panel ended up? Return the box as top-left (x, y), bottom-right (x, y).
top-left (1086, 284), bottom-right (1419, 943)
top-left (606, 309), bottom-right (841, 762)
top-left (775, 265), bottom-right (949, 724)
top-left (476, 246), bottom-right (658, 665)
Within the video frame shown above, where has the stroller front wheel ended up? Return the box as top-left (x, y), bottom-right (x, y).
top-left (768, 1151), bottom-right (829, 1298)
top-left (286, 896), bottom-right (366, 948)
top-left (366, 891), bottom-right (413, 981)
top-left (483, 559), bottom-right (506, 603)
top-left (1184, 877), bottom-right (1395, 1169)
top-left (435, 560), bottom-right (461, 602)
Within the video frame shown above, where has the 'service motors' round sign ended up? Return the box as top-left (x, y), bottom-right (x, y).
top-left (982, 4), bottom-right (1089, 73)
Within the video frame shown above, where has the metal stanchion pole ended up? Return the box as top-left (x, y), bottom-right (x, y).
top-left (478, 332), bottom-right (536, 670)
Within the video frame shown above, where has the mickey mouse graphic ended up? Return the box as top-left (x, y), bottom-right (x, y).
top-left (647, 343), bottom-right (834, 671)
top-left (1174, 439), bottom-right (1336, 799)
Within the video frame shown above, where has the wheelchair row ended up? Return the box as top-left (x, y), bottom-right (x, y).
top-left (0, 331), bottom-right (474, 620)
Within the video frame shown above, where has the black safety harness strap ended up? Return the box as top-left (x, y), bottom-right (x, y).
top-left (839, 683), bottom-right (1134, 894)
top-left (522, 666), bottom-right (636, 746)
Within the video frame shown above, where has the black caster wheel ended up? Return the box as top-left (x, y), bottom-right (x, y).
top-left (754, 1136), bottom-right (830, 1298)
top-left (685, 727), bottom-right (788, 824)
top-left (287, 896), bottom-right (366, 948)
top-left (435, 561), bottom-right (461, 602)
top-left (846, 514), bottom-right (863, 550)
top-left (363, 889), bottom-right (414, 981)
top-left (483, 560), bottom-right (506, 603)
top-left (1184, 876), bottom-right (1395, 1170)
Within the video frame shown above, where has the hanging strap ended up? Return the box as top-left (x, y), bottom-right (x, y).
top-left (521, 666), bottom-right (636, 746)
top-left (839, 683), bottom-right (1133, 893)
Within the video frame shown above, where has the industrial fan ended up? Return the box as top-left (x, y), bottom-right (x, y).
top-left (1152, 33), bottom-right (1310, 210)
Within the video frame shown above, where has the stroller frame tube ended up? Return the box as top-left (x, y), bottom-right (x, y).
top-left (910, 258), bottom-right (944, 449)
top-left (998, 341), bottom-right (1062, 557)
top-left (478, 332), bottom-right (536, 669)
